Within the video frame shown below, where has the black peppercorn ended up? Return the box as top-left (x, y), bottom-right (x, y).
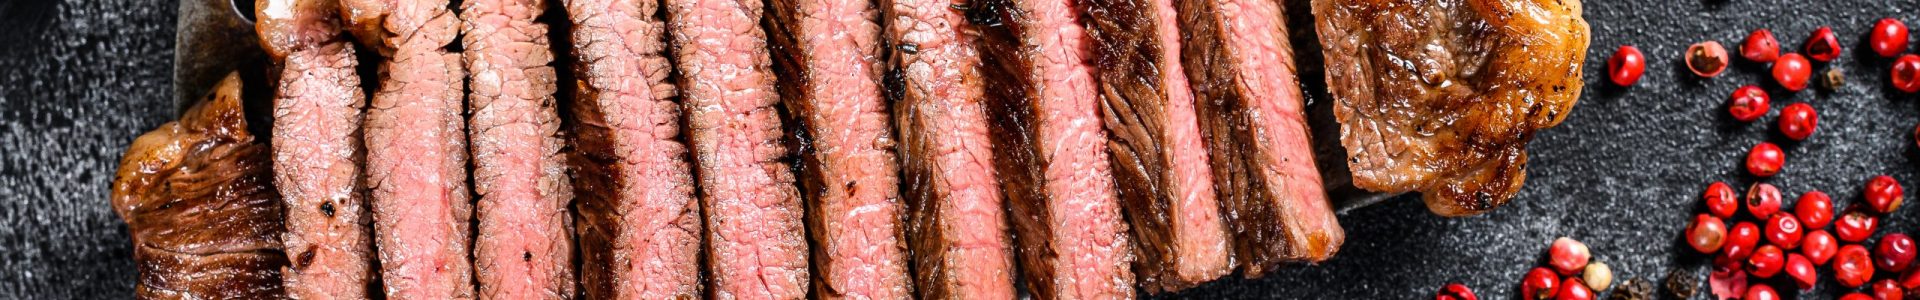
top-left (1609, 277), bottom-right (1653, 300)
top-left (1665, 269), bottom-right (1700, 299)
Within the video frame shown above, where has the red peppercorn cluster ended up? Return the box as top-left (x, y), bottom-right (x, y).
top-left (1514, 237), bottom-right (1607, 300)
top-left (1685, 175), bottom-right (1916, 295)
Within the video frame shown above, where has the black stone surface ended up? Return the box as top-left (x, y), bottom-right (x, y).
top-left (6, 0), bottom-right (1920, 298)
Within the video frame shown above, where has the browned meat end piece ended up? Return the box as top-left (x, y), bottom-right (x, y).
top-left (561, 0), bottom-right (705, 298)
top-left (114, 74), bottom-right (290, 300)
top-left (765, 0), bottom-right (912, 298)
top-left (663, 0), bottom-right (811, 298)
top-left (1081, 0), bottom-right (1231, 293)
top-left (882, 0), bottom-right (1018, 298)
top-left (1311, 0), bottom-right (1588, 216)
top-left (1176, 0), bottom-right (1345, 276)
top-left (974, 0), bottom-right (1137, 297)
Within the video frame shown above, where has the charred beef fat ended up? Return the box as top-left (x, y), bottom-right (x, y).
top-left (460, 0), bottom-right (577, 298)
top-left (883, 0), bottom-right (1018, 297)
top-left (974, 0), bottom-right (1137, 297)
top-left (340, 0), bottom-right (477, 297)
top-left (256, 0), bottom-right (380, 297)
top-left (765, 0), bottom-right (913, 298)
top-left (561, 0), bottom-right (705, 298)
top-left (662, 0), bottom-right (811, 298)
top-left (114, 74), bottom-right (290, 300)
top-left (1081, 0), bottom-right (1231, 293)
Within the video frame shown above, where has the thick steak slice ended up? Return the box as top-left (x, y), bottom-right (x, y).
top-left (765, 0), bottom-right (911, 298)
top-left (882, 0), bottom-right (1017, 298)
top-left (257, 0), bottom-right (379, 298)
top-left (114, 74), bottom-right (290, 300)
top-left (460, 0), bottom-right (577, 298)
top-left (1081, 0), bottom-right (1229, 293)
top-left (560, 0), bottom-right (704, 298)
top-left (1177, 0), bottom-right (1344, 276)
top-left (662, 0), bottom-right (810, 298)
top-left (344, 0), bottom-right (477, 298)
top-left (1310, 0), bottom-right (1588, 216)
top-left (974, 0), bottom-right (1136, 297)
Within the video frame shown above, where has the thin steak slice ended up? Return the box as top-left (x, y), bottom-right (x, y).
top-left (257, 0), bottom-right (379, 298)
top-left (662, 0), bottom-right (810, 298)
top-left (765, 0), bottom-right (910, 298)
top-left (460, 0), bottom-right (576, 298)
top-left (1080, 0), bottom-right (1229, 293)
top-left (561, 0), bottom-right (704, 298)
top-left (882, 0), bottom-right (1016, 298)
top-left (974, 0), bottom-right (1136, 297)
top-left (1310, 0), bottom-right (1588, 216)
top-left (1177, 0), bottom-right (1344, 276)
top-left (342, 0), bottom-right (477, 298)
top-left (114, 74), bottom-right (290, 300)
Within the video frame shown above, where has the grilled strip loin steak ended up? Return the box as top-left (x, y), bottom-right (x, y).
top-left (257, 0), bottom-right (380, 298)
top-left (1176, 0), bottom-right (1345, 276)
top-left (560, 0), bottom-right (704, 298)
top-left (459, 0), bottom-right (577, 298)
top-left (114, 74), bottom-right (290, 300)
top-left (974, 0), bottom-right (1137, 297)
top-left (342, 0), bottom-right (478, 297)
top-left (765, 0), bottom-right (912, 298)
top-left (1311, 0), bottom-right (1588, 216)
top-left (882, 0), bottom-right (1018, 298)
top-left (662, 0), bottom-right (810, 298)
top-left (1081, 0), bottom-right (1230, 293)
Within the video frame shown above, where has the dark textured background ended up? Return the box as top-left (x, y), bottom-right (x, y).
top-left (6, 0), bottom-right (1920, 298)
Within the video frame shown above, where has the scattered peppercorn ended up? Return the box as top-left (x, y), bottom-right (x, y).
top-left (1748, 244), bottom-right (1785, 278)
top-left (1875, 279), bottom-right (1907, 300)
top-left (1894, 54), bottom-right (1920, 93)
top-left (1795, 190), bottom-right (1833, 229)
top-left (1436, 283), bottom-right (1477, 300)
top-left (1842, 293), bottom-right (1875, 300)
top-left (1687, 41), bottom-right (1729, 78)
top-left (1866, 175), bottom-right (1905, 214)
top-left (1837, 205), bottom-right (1881, 242)
top-left (1747, 183), bottom-right (1783, 218)
top-left (1806, 26), bottom-right (1843, 62)
top-left (1665, 269), bottom-right (1700, 299)
top-left (1785, 253), bottom-right (1816, 290)
top-left (1525, 267), bottom-right (1561, 300)
top-left (1550, 237), bottom-right (1591, 275)
top-left (1838, 244), bottom-right (1878, 287)
top-left (1744, 29), bottom-right (1781, 63)
top-left (1705, 182), bottom-right (1739, 218)
top-left (1608, 277), bottom-right (1652, 300)
top-left (1727, 85), bottom-right (1771, 122)
top-left (1901, 266), bottom-right (1920, 290)
top-left (1689, 214), bottom-right (1727, 253)
top-left (1805, 230), bottom-right (1838, 265)
top-left (1777, 102), bottom-right (1818, 141)
top-left (1821, 68), bottom-right (1846, 90)
top-left (1609, 45), bottom-right (1646, 86)
top-left (1746, 143), bottom-right (1785, 177)
top-left (1745, 283), bottom-right (1780, 300)
top-left (1775, 53), bottom-right (1812, 91)
top-left (1556, 278), bottom-right (1593, 300)
top-left (1879, 233), bottom-right (1917, 273)
top-left (1584, 262), bottom-right (1612, 291)
top-left (1874, 18), bottom-right (1911, 58)
top-left (1720, 222), bottom-right (1762, 266)
top-left (1766, 214), bottom-right (1803, 249)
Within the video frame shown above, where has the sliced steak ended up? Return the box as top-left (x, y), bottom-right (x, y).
top-left (1080, 0), bottom-right (1229, 293)
top-left (560, 0), bottom-right (704, 298)
top-left (765, 0), bottom-right (911, 298)
top-left (881, 0), bottom-right (1017, 298)
top-left (257, 0), bottom-right (380, 298)
top-left (460, 0), bottom-right (577, 298)
top-left (1310, 0), bottom-right (1588, 216)
top-left (662, 0), bottom-right (810, 298)
top-left (973, 0), bottom-right (1136, 297)
top-left (1176, 0), bottom-right (1344, 276)
top-left (114, 74), bottom-right (289, 300)
top-left (344, 0), bottom-right (477, 298)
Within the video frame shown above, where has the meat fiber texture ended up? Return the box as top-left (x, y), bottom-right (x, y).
top-left (662, 0), bottom-right (810, 298)
top-left (257, 0), bottom-right (380, 298)
top-left (764, 0), bottom-right (912, 298)
top-left (560, 0), bottom-right (704, 298)
top-left (342, 0), bottom-right (477, 298)
top-left (881, 0), bottom-right (1017, 298)
top-left (1174, 0), bottom-right (1344, 276)
top-left (1310, 0), bottom-right (1588, 216)
top-left (1080, 0), bottom-right (1230, 293)
top-left (459, 0), bottom-right (577, 298)
top-left (114, 74), bottom-right (290, 300)
top-left (973, 0), bottom-right (1136, 298)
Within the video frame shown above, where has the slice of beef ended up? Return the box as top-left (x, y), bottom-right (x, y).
top-left (662, 0), bottom-right (810, 298)
top-left (1310, 0), bottom-right (1588, 216)
top-left (1176, 0), bottom-right (1345, 276)
top-left (881, 0), bottom-right (1017, 298)
top-left (345, 0), bottom-right (478, 298)
top-left (257, 0), bottom-right (380, 297)
top-left (973, 0), bottom-right (1136, 297)
top-left (560, 0), bottom-right (704, 298)
top-left (1080, 0), bottom-right (1229, 293)
top-left (114, 73), bottom-right (290, 300)
top-left (460, 0), bottom-right (577, 298)
top-left (764, 0), bottom-right (911, 298)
